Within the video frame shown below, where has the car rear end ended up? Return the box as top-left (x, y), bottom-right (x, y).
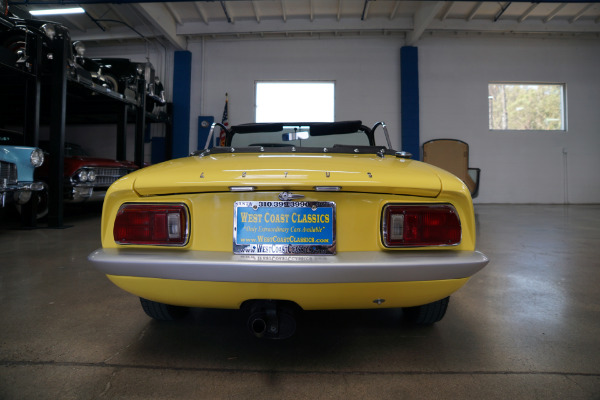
top-left (89, 122), bottom-right (489, 338)
top-left (91, 152), bottom-right (487, 309)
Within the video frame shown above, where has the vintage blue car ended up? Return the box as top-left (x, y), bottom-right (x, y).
top-left (0, 129), bottom-right (44, 207)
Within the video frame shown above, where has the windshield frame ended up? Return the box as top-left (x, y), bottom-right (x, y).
top-left (228, 121), bottom-right (374, 147)
top-left (194, 120), bottom-right (401, 157)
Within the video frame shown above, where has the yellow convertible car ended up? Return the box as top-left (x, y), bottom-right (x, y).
top-left (88, 121), bottom-right (489, 339)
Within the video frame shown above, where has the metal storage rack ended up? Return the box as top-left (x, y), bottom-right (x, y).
top-left (1, 32), bottom-right (170, 228)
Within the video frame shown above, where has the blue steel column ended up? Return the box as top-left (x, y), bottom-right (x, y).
top-left (400, 46), bottom-right (420, 161)
top-left (172, 51), bottom-right (192, 159)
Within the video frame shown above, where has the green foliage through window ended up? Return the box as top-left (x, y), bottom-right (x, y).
top-left (488, 83), bottom-right (565, 131)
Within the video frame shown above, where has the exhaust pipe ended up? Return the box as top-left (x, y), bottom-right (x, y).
top-left (250, 317), bottom-right (268, 336)
top-left (245, 300), bottom-right (297, 339)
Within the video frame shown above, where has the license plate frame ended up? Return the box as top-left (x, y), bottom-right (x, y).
top-left (233, 201), bottom-right (336, 255)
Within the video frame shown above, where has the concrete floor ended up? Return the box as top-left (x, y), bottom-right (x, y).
top-left (0, 204), bottom-right (599, 399)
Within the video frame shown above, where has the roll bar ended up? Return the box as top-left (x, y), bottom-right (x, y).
top-left (371, 121), bottom-right (392, 149)
top-left (205, 122), bottom-right (230, 150)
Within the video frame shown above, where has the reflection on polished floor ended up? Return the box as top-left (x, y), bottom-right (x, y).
top-left (1, 204), bottom-right (599, 399)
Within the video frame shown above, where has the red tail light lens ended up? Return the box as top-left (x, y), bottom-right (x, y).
top-left (382, 204), bottom-right (461, 247)
top-left (114, 203), bottom-right (189, 246)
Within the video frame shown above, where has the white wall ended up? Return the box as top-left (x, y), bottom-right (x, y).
top-left (79, 34), bottom-right (600, 204)
top-left (418, 35), bottom-right (600, 204)
top-left (188, 36), bottom-right (403, 151)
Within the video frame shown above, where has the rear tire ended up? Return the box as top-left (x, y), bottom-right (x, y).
top-left (140, 297), bottom-right (189, 321)
top-left (103, 73), bottom-right (119, 92)
top-left (403, 297), bottom-right (450, 325)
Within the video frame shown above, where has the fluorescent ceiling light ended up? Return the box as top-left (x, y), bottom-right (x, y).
top-left (30, 7), bottom-right (85, 16)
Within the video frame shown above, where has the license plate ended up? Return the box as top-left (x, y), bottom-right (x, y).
top-left (233, 201), bottom-right (336, 255)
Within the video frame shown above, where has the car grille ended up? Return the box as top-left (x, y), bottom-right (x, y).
top-left (1, 161), bottom-right (18, 186)
top-left (94, 167), bottom-right (134, 187)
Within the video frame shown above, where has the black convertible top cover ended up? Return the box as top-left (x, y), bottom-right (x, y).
top-left (230, 120), bottom-right (364, 136)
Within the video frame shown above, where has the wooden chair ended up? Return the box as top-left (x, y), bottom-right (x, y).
top-left (422, 139), bottom-right (480, 198)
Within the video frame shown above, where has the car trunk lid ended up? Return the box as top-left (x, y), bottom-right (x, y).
top-left (132, 153), bottom-right (442, 198)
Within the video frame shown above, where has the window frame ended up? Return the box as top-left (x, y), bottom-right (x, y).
top-left (255, 80), bottom-right (336, 123)
top-left (487, 82), bottom-right (567, 132)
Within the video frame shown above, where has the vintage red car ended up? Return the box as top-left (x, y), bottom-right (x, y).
top-left (35, 141), bottom-right (139, 217)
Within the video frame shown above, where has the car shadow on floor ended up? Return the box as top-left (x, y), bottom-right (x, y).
top-left (110, 306), bottom-right (445, 373)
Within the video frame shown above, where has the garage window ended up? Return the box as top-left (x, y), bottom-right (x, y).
top-left (255, 81), bottom-right (335, 123)
top-left (488, 83), bottom-right (566, 131)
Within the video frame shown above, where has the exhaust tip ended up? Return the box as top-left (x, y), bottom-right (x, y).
top-left (244, 300), bottom-right (298, 340)
top-left (250, 317), bottom-right (267, 337)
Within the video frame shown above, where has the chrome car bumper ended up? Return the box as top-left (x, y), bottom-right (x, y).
top-left (88, 249), bottom-right (489, 284)
top-left (0, 181), bottom-right (45, 192)
top-left (68, 185), bottom-right (107, 203)
top-left (1, 181), bottom-right (45, 207)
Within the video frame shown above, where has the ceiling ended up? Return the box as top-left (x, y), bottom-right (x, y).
top-left (9, 0), bottom-right (600, 49)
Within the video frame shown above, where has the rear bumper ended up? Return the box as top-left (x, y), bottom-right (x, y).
top-left (88, 249), bottom-right (489, 284)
